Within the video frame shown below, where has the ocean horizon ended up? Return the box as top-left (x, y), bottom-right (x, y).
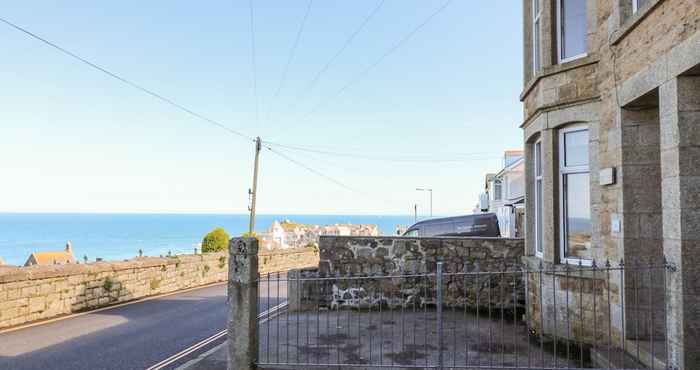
top-left (0, 213), bottom-right (415, 266)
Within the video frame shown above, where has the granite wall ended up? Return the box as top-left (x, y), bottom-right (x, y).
top-left (290, 236), bottom-right (525, 311)
top-left (0, 247), bottom-right (318, 330)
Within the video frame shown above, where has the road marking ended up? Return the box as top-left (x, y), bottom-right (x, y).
top-left (0, 281), bottom-right (228, 335)
top-left (146, 301), bottom-right (288, 370)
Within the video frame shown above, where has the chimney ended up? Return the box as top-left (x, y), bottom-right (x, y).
top-left (65, 241), bottom-right (73, 253)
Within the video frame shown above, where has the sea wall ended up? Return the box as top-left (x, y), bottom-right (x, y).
top-left (0, 247), bottom-right (318, 330)
top-left (290, 236), bottom-right (524, 311)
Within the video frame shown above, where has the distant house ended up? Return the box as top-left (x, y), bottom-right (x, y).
top-left (260, 220), bottom-right (380, 250)
top-left (24, 242), bottom-right (76, 267)
top-left (478, 150), bottom-right (525, 237)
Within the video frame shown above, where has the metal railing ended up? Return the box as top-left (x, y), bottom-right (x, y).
top-left (256, 260), bottom-right (672, 369)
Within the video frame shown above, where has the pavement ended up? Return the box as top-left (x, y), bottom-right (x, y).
top-left (0, 280), bottom-right (285, 370)
top-left (180, 308), bottom-right (583, 370)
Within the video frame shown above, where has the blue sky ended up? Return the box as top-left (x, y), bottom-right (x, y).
top-left (0, 1), bottom-right (523, 216)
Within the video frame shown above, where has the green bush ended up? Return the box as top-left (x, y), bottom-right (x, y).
top-left (201, 227), bottom-right (230, 253)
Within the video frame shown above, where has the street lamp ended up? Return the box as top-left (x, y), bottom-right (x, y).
top-left (416, 188), bottom-right (433, 218)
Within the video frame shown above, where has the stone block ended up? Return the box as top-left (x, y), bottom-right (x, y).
top-left (28, 296), bottom-right (45, 314)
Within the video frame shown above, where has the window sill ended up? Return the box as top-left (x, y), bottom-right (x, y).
top-left (521, 256), bottom-right (604, 279)
top-left (520, 54), bottom-right (600, 101)
top-left (610, 0), bottom-right (665, 46)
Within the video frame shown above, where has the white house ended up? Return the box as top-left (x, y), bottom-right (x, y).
top-left (478, 150), bottom-right (525, 237)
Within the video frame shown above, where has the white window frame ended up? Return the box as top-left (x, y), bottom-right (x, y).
top-left (532, 0), bottom-right (542, 74)
top-left (558, 124), bottom-right (592, 266)
top-left (632, 0), bottom-right (647, 13)
top-left (534, 139), bottom-right (544, 258)
top-left (556, 0), bottom-right (588, 64)
top-left (494, 180), bottom-right (503, 201)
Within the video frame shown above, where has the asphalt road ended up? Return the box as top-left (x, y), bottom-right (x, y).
top-left (0, 280), bottom-right (286, 370)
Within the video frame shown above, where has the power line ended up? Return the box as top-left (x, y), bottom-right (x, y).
top-left (286, 0), bottom-right (385, 111)
top-left (264, 140), bottom-right (499, 163)
top-left (249, 0), bottom-right (260, 127)
top-left (264, 145), bottom-right (405, 210)
top-left (264, 145), bottom-right (366, 195)
top-left (297, 0), bottom-right (453, 122)
top-left (0, 16), bottom-right (254, 142)
top-left (268, 0), bottom-right (314, 105)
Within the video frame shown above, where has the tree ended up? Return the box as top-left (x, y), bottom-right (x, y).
top-left (201, 227), bottom-right (230, 253)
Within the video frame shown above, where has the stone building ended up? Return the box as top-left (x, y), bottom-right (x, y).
top-left (24, 241), bottom-right (76, 266)
top-left (520, 0), bottom-right (698, 368)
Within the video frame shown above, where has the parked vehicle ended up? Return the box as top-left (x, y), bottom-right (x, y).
top-left (402, 214), bottom-right (501, 237)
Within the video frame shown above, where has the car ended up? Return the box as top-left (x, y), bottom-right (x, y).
top-left (402, 213), bottom-right (501, 237)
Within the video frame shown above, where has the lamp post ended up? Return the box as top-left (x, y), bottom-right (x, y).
top-left (416, 188), bottom-right (433, 218)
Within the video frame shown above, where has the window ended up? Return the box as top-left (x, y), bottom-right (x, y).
top-left (532, 0), bottom-right (542, 73)
top-left (559, 126), bottom-right (592, 264)
top-left (632, 0), bottom-right (648, 13)
top-left (494, 181), bottom-right (503, 201)
top-left (557, 0), bottom-right (588, 62)
top-left (534, 140), bottom-right (543, 258)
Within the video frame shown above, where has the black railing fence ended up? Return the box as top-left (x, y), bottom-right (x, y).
top-left (256, 260), bottom-right (673, 369)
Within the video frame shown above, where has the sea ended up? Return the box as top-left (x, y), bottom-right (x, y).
top-left (0, 213), bottom-right (414, 266)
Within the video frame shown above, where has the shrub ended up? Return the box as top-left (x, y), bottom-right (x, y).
top-left (103, 277), bottom-right (114, 292)
top-left (202, 227), bottom-right (230, 253)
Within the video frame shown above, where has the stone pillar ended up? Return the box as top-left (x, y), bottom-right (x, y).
top-left (228, 238), bottom-right (259, 370)
top-left (541, 129), bottom-right (560, 263)
top-left (659, 76), bottom-right (700, 370)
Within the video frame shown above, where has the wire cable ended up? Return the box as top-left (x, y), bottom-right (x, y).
top-left (264, 140), bottom-right (499, 163)
top-left (264, 145), bottom-right (404, 210)
top-left (0, 16), bottom-right (254, 142)
top-left (297, 0), bottom-right (453, 122)
top-left (265, 145), bottom-right (362, 194)
top-left (287, 0), bottom-right (385, 110)
top-left (249, 0), bottom-right (260, 127)
top-left (268, 0), bottom-right (313, 104)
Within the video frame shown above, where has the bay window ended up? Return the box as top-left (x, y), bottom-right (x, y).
top-left (559, 125), bottom-right (592, 264)
top-left (556, 0), bottom-right (588, 62)
top-left (534, 140), bottom-right (543, 258)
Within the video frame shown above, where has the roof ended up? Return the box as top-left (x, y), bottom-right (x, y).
top-left (25, 250), bottom-right (76, 266)
top-left (495, 156), bottom-right (525, 178)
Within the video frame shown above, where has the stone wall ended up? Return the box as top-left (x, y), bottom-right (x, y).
top-left (0, 247), bottom-right (318, 331)
top-left (290, 236), bottom-right (525, 311)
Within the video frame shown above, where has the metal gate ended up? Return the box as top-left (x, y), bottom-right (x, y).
top-left (256, 260), bottom-right (671, 369)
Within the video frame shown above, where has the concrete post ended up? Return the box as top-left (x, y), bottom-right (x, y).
top-left (228, 238), bottom-right (259, 370)
top-left (659, 76), bottom-right (700, 370)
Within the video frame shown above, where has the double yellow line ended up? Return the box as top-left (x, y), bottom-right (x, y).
top-left (145, 301), bottom-right (288, 370)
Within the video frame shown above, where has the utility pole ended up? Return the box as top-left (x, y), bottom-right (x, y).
top-left (414, 204), bottom-right (417, 223)
top-left (248, 137), bottom-right (262, 235)
top-left (416, 188), bottom-right (433, 218)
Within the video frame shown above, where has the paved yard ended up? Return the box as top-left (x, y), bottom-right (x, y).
top-left (183, 307), bottom-right (584, 370)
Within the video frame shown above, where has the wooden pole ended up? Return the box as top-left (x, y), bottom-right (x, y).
top-left (248, 137), bottom-right (262, 234)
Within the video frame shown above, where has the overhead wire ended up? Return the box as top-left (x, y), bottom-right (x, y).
top-left (263, 144), bottom-right (406, 210)
top-left (280, 0), bottom-right (385, 115)
top-left (294, 0), bottom-right (454, 123)
top-left (266, 0), bottom-right (314, 115)
top-left (0, 16), bottom-right (255, 142)
top-left (263, 140), bottom-right (500, 163)
top-left (248, 0), bottom-right (260, 128)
